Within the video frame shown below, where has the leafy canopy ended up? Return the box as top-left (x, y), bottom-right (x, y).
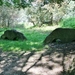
top-left (0, 0), bottom-right (34, 8)
top-left (0, 0), bottom-right (65, 8)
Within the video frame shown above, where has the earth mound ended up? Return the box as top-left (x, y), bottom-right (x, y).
top-left (1, 29), bottom-right (27, 41)
top-left (44, 28), bottom-right (75, 45)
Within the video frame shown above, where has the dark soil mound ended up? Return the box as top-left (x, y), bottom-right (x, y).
top-left (1, 30), bottom-right (27, 41)
top-left (44, 28), bottom-right (75, 45)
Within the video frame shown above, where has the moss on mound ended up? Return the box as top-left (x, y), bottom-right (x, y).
top-left (44, 28), bottom-right (75, 45)
top-left (1, 30), bottom-right (27, 41)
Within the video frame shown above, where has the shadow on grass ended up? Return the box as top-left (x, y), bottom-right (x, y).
top-left (0, 49), bottom-right (44, 75)
top-left (1, 26), bottom-right (74, 75)
top-left (0, 39), bottom-right (45, 52)
top-left (0, 42), bottom-right (75, 75)
top-left (0, 27), bottom-right (53, 51)
top-left (0, 50), bottom-right (35, 75)
top-left (46, 42), bottom-right (75, 75)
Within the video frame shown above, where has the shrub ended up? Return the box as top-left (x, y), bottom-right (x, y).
top-left (61, 18), bottom-right (75, 28)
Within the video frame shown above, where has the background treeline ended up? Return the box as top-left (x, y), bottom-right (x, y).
top-left (0, 0), bottom-right (75, 28)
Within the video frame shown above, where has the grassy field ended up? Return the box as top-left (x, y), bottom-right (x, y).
top-left (0, 26), bottom-right (58, 51)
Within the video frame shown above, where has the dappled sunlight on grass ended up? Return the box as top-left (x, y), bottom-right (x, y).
top-left (0, 26), bottom-right (59, 51)
top-left (31, 26), bottom-right (60, 31)
top-left (0, 40), bottom-right (43, 51)
top-left (27, 42), bottom-right (40, 45)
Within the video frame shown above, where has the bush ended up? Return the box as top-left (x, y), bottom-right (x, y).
top-left (61, 18), bottom-right (75, 28)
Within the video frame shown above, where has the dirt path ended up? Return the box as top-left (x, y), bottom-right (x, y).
top-left (0, 42), bottom-right (75, 75)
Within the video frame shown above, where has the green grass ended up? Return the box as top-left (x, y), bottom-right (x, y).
top-left (61, 17), bottom-right (75, 28)
top-left (0, 26), bottom-right (52, 51)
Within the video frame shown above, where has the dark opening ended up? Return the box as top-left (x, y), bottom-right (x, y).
top-left (52, 39), bottom-right (56, 42)
top-left (5, 37), bottom-right (8, 40)
top-left (13, 37), bottom-right (17, 40)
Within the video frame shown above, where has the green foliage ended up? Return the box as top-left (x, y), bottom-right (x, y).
top-left (0, 27), bottom-right (50, 51)
top-left (5, 2), bottom-right (11, 7)
top-left (61, 18), bottom-right (75, 28)
top-left (12, 0), bottom-right (20, 4)
top-left (18, 2), bottom-right (30, 8)
top-left (48, 0), bottom-right (64, 4)
top-left (0, 0), bottom-right (3, 5)
top-left (0, 0), bottom-right (33, 8)
top-left (0, 0), bottom-right (64, 8)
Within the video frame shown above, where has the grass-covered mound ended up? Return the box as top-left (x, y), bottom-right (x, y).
top-left (44, 28), bottom-right (75, 45)
top-left (1, 29), bottom-right (27, 40)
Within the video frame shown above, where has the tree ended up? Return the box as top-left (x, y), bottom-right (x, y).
top-left (0, 5), bottom-right (19, 27)
top-left (0, 0), bottom-right (74, 28)
top-left (0, 0), bottom-right (34, 8)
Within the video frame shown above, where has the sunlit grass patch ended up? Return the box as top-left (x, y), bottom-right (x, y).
top-left (0, 28), bottom-right (48, 51)
top-left (0, 26), bottom-right (58, 51)
top-left (0, 40), bottom-right (43, 51)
